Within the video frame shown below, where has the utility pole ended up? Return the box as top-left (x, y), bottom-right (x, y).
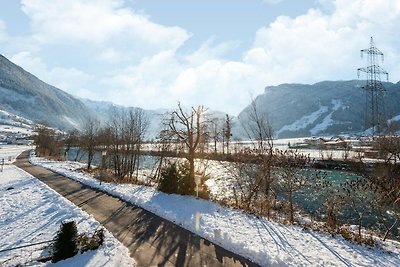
top-left (357, 37), bottom-right (389, 137)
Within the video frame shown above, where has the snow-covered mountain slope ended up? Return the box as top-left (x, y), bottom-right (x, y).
top-left (82, 98), bottom-right (168, 140)
top-left (0, 109), bottom-right (34, 139)
top-left (0, 109), bottom-right (34, 129)
top-left (0, 55), bottom-right (96, 130)
top-left (238, 80), bottom-right (400, 138)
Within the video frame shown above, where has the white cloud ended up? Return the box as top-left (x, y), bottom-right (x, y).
top-left (244, 0), bottom-right (400, 85)
top-left (98, 48), bottom-right (123, 63)
top-left (99, 50), bottom-right (183, 107)
top-left (185, 38), bottom-right (239, 65)
top-left (10, 51), bottom-right (92, 95)
top-left (4, 0), bottom-right (191, 102)
top-left (4, 0), bottom-right (400, 116)
top-left (102, 0), bottom-right (400, 115)
top-left (99, 45), bottom-right (266, 115)
top-left (0, 20), bottom-right (7, 43)
top-left (20, 0), bottom-right (190, 53)
top-left (169, 59), bottom-right (266, 114)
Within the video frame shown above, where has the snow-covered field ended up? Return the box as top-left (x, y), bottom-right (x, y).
top-left (0, 147), bottom-right (135, 267)
top-left (0, 145), bottom-right (32, 162)
top-left (31, 155), bottom-right (400, 267)
top-left (0, 125), bottom-right (33, 135)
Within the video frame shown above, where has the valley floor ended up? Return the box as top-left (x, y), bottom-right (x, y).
top-left (31, 153), bottom-right (400, 267)
top-left (0, 146), bottom-right (134, 266)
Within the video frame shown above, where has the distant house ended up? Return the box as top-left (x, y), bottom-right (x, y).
top-left (303, 136), bottom-right (349, 149)
top-left (322, 139), bottom-right (347, 148)
top-left (12, 139), bottom-right (30, 145)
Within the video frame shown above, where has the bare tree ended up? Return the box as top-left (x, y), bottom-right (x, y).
top-left (81, 119), bottom-right (100, 171)
top-left (34, 125), bottom-right (63, 158)
top-left (64, 130), bottom-right (79, 158)
top-left (108, 109), bottom-right (124, 177)
top-left (376, 136), bottom-right (400, 163)
top-left (223, 149), bottom-right (277, 217)
top-left (223, 114), bottom-right (233, 154)
top-left (219, 101), bottom-right (278, 217)
top-left (323, 188), bottom-right (344, 230)
top-left (105, 108), bottom-right (148, 181)
top-left (168, 103), bottom-right (207, 194)
top-left (152, 128), bottom-right (174, 182)
top-left (240, 98), bottom-right (274, 154)
top-left (209, 116), bottom-right (222, 154)
top-left (130, 109), bottom-right (149, 180)
top-left (239, 99), bottom-right (276, 217)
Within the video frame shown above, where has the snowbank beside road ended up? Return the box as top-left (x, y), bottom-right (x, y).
top-left (31, 154), bottom-right (400, 267)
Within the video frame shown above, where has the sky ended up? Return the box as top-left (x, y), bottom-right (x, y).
top-left (0, 0), bottom-right (399, 115)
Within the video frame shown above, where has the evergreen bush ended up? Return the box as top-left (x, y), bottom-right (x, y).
top-left (158, 161), bottom-right (190, 195)
top-left (52, 221), bottom-right (78, 262)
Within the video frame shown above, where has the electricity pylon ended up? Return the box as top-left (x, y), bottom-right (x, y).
top-left (357, 37), bottom-right (389, 136)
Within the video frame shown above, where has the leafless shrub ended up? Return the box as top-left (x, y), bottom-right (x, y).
top-left (223, 149), bottom-right (276, 217)
top-left (275, 150), bottom-right (321, 224)
top-left (369, 162), bottom-right (400, 241)
top-left (341, 177), bottom-right (372, 239)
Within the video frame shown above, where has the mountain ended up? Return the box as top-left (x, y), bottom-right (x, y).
top-left (0, 54), bottom-right (232, 138)
top-left (5, 53), bottom-right (398, 139)
top-left (238, 80), bottom-right (400, 138)
top-left (0, 55), bottom-right (96, 130)
top-left (81, 98), bottom-right (167, 139)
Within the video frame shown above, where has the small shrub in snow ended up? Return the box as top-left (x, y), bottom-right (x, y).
top-left (52, 221), bottom-right (78, 262)
top-left (197, 188), bottom-right (210, 200)
top-left (338, 225), bottom-right (376, 246)
top-left (323, 190), bottom-right (344, 231)
top-left (159, 161), bottom-right (191, 195)
top-left (52, 221), bottom-right (106, 262)
top-left (94, 169), bottom-right (117, 184)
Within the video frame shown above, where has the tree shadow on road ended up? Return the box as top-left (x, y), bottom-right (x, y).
top-left (99, 199), bottom-right (257, 266)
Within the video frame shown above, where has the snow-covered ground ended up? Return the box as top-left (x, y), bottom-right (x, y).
top-left (31, 155), bottom-right (400, 267)
top-left (0, 125), bottom-right (33, 135)
top-left (0, 147), bottom-right (135, 267)
top-left (0, 145), bottom-right (32, 162)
